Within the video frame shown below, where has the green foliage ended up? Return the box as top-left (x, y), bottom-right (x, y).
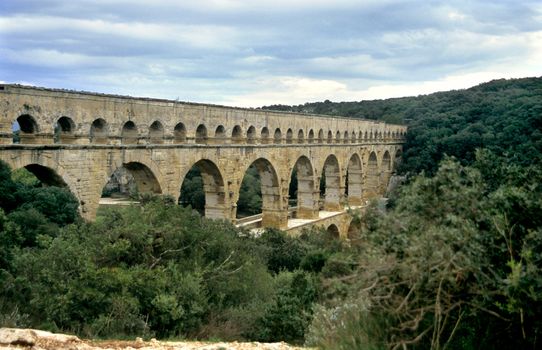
top-left (263, 77), bottom-right (542, 175)
top-left (237, 165), bottom-right (262, 216)
top-left (307, 155), bottom-right (542, 349)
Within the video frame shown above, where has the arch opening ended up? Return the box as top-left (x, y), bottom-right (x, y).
top-left (297, 129), bottom-right (304, 144)
top-left (343, 131), bottom-right (349, 144)
top-left (308, 129), bottom-right (314, 144)
top-left (274, 128), bottom-right (282, 144)
top-left (215, 125), bottom-right (226, 143)
top-left (347, 219), bottom-right (361, 241)
top-left (261, 127), bottom-right (270, 144)
top-left (247, 126), bottom-right (256, 144)
top-left (54, 116), bottom-right (76, 144)
top-left (327, 224), bottom-right (340, 239)
top-left (318, 129), bottom-right (324, 143)
top-left (13, 114), bottom-right (39, 144)
top-left (149, 120), bottom-right (164, 144)
top-left (101, 162), bottom-right (162, 202)
top-left (232, 125), bottom-right (244, 144)
top-left (321, 155), bottom-right (342, 211)
top-left (179, 159), bottom-right (227, 219)
top-left (195, 124), bottom-right (208, 144)
top-left (237, 158), bottom-right (284, 228)
top-left (364, 152), bottom-right (380, 199)
top-left (381, 151), bottom-right (392, 195)
top-left (347, 154), bottom-right (363, 206)
top-left (286, 128), bottom-right (293, 144)
top-left (327, 130), bottom-right (333, 144)
top-left (174, 122), bottom-right (187, 143)
top-left (335, 131), bottom-right (341, 143)
top-left (121, 121), bottom-right (138, 145)
top-left (288, 156), bottom-right (317, 219)
top-left (90, 118), bottom-right (108, 144)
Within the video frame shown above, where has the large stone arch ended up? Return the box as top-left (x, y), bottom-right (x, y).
top-left (179, 159), bottom-right (228, 219)
top-left (393, 148), bottom-right (403, 170)
top-left (364, 151), bottom-right (380, 200)
top-left (4, 156), bottom-right (85, 215)
top-left (290, 155), bottom-right (318, 219)
top-left (327, 223), bottom-right (340, 239)
top-left (347, 153), bottom-right (363, 206)
top-left (238, 157), bottom-right (285, 229)
top-left (321, 154), bottom-right (342, 211)
top-left (380, 150), bottom-right (392, 194)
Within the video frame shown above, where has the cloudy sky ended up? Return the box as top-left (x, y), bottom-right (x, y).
top-left (1, 0), bottom-right (541, 107)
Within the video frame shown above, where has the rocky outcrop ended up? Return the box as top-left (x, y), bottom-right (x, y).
top-left (0, 328), bottom-right (307, 350)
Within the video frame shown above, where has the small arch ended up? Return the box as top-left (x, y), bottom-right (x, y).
top-left (335, 131), bottom-right (341, 143)
top-left (351, 131), bottom-right (357, 143)
top-left (232, 125), bottom-right (244, 143)
top-left (308, 129), bottom-right (314, 144)
top-left (327, 130), bottom-right (333, 144)
top-left (274, 128), bottom-right (282, 144)
top-left (358, 131), bottom-right (363, 142)
top-left (121, 121), bottom-right (138, 144)
top-left (174, 122), bottom-right (187, 143)
top-left (286, 128), bottom-right (293, 144)
top-left (261, 127), bottom-right (270, 144)
top-left (195, 124), bottom-right (208, 144)
top-left (318, 129), bottom-right (324, 143)
top-left (215, 125), bottom-right (226, 143)
top-left (343, 131), bottom-right (349, 144)
top-left (90, 118), bottom-right (108, 144)
top-left (364, 131), bottom-right (368, 140)
top-left (55, 116), bottom-right (76, 144)
top-left (148, 120), bottom-right (164, 144)
top-left (297, 129), bottom-right (304, 144)
top-left (179, 159), bottom-right (226, 219)
top-left (347, 219), bottom-right (361, 240)
top-left (327, 224), bottom-right (340, 239)
top-left (247, 125), bottom-right (257, 144)
top-left (14, 114), bottom-right (39, 144)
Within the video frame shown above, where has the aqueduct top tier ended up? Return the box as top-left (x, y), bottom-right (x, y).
top-left (0, 84), bottom-right (406, 145)
top-left (0, 84), bottom-right (406, 234)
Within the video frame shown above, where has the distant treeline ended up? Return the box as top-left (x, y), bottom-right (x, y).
top-left (261, 77), bottom-right (542, 174)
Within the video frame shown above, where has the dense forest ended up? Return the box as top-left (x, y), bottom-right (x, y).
top-left (1, 77), bottom-right (542, 349)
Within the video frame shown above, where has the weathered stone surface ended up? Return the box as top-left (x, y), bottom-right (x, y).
top-left (0, 84), bottom-right (406, 236)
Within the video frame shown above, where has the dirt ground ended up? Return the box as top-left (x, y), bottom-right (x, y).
top-left (0, 328), bottom-right (309, 350)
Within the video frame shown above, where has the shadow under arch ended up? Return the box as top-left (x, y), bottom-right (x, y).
top-left (14, 114), bottom-right (39, 144)
top-left (327, 223), bottom-right (340, 239)
top-left (381, 151), bottom-right (392, 194)
top-left (179, 159), bottom-right (227, 219)
top-left (102, 161), bottom-right (162, 200)
top-left (55, 116), bottom-right (76, 144)
top-left (238, 157), bottom-right (284, 229)
top-left (347, 153), bottom-right (363, 206)
top-left (90, 118), bottom-right (108, 144)
top-left (321, 154), bottom-right (342, 211)
top-left (364, 151), bottom-right (380, 199)
top-left (289, 155), bottom-right (317, 219)
top-left (12, 163), bottom-right (81, 215)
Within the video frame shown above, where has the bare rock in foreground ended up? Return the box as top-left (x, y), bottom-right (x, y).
top-left (0, 328), bottom-right (308, 350)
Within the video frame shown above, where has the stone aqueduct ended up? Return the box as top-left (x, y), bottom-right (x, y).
top-left (0, 84), bottom-right (406, 236)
